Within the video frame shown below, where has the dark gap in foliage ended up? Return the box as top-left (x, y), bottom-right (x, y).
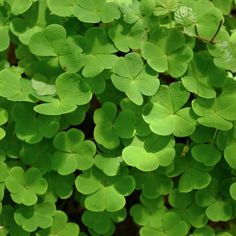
top-left (116, 50), bottom-right (128, 57)
top-left (159, 73), bottom-right (176, 85)
top-left (114, 190), bottom-right (141, 236)
top-left (163, 195), bottom-right (172, 209)
top-left (56, 191), bottom-right (89, 234)
top-left (77, 96), bottom-right (101, 139)
top-left (231, 8), bottom-right (236, 17)
top-left (7, 42), bottom-right (18, 66)
top-left (208, 220), bottom-right (230, 230)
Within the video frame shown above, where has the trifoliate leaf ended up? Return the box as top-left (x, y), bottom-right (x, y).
top-left (141, 28), bottom-right (193, 77)
top-left (111, 52), bottom-right (159, 105)
top-left (143, 82), bottom-right (196, 137)
top-left (6, 167), bottom-right (48, 206)
top-left (52, 128), bottom-right (96, 175)
top-left (73, 0), bottom-right (120, 23)
top-left (14, 201), bottom-right (56, 232)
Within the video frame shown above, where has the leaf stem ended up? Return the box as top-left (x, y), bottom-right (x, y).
top-left (210, 20), bottom-right (223, 43)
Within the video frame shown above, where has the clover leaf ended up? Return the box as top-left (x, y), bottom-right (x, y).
top-left (73, 0), bottom-right (120, 23)
top-left (75, 167), bottom-right (135, 212)
top-left (178, 158), bottom-right (212, 192)
top-left (94, 102), bottom-right (136, 149)
top-left (10, 17), bottom-right (42, 45)
top-left (111, 52), bottom-right (159, 105)
top-left (206, 200), bottom-right (233, 222)
top-left (78, 27), bottom-right (118, 77)
top-left (192, 93), bottom-right (236, 131)
top-left (0, 26), bottom-right (10, 52)
top-left (0, 108), bottom-right (8, 140)
top-left (34, 72), bottom-right (92, 115)
top-left (130, 196), bottom-right (166, 229)
top-left (122, 134), bottom-right (175, 172)
top-left (20, 141), bottom-right (54, 173)
top-left (141, 28), bottom-right (193, 77)
top-left (209, 32), bottom-right (236, 72)
top-left (191, 143), bottom-right (221, 166)
top-left (108, 20), bottom-right (147, 52)
top-left (5, 0), bottom-right (35, 15)
top-left (5, 167), bottom-right (47, 206)
top-left (154, 0), bottom-right (179, 16)
top-left (0, 205), bottom-right (30, 236)
top-left (0, 68), bottom-right (35, 102)
top-left (169, 189), bottom-right (208, 228)
top-left (143, 82), bottom-right (196, 137)
top-left (189, 226), bottom-right (215, 236)
top-left (140, 212), bottom-right (189, 236)
top-left (182, 52), bottom-right (227, 99)
top-left (132, 169), bottom-right (173, 199)
top-left (82, 209), bottom-right (126, 235)
top-left (94, 153), bottom-right (121, 176)
top-left (224, 144), bottom-right (236, 169)
top-left (229, 182), bottom-right (236, 200)
top-left (0, 162), bottom-right (9, 213)
top-left (52, 128), bottom-right (96, 175)
top-left (14, 201), bottom-right (56, 232)
top-left (47, 0), bottom-right (76, 17)
top-left (12, 103), bottom-right (60, 143)
top-left (29, 24), bottom-right (83, 72)
top-left (36, 210), bottom-right (80, 236)
top-left (46, 172), bottom-right (74, 199)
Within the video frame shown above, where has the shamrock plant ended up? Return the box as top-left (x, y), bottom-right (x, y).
top-left (0, 0), bottom-right (235, 235)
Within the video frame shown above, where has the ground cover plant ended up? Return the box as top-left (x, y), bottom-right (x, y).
top-left (0, 0), bottom-right (236, 235)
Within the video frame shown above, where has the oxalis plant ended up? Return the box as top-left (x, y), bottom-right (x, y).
top-left (0, 0), bottom-right (236, 235)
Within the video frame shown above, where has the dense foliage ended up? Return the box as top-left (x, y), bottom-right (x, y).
top-left (0, 0), bottom-right (236, 235)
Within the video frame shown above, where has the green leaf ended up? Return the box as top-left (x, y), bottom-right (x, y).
top-left (47, 0), bottom-right (77, 17)
top-left (73, 0), bottom-right (120, 23)
top-left (182, 52), bottom-right (226, 98)
top-left (229, 182), bottom-right (236, 200)
top-left (5, 167), bottom-right (48, 206)
top-left (122, 134), bottom-right (175, 171)
top-left (75, 168), bottom-right (135, 212)
top-left (78, 27), bottom-right (118, 77)
top-left (140, 212), bottom-right (189, 236)
top-left (192, 93), bottom-right (236, 130)
top-left (206, 200), bottom-right (233, 222)
top-left (33, 99), bottom-right (77, 116)
top-left (191, 144), bottom-right (221, 166)
top-left (82, 209), bottom-right (126, 235)
top-left (111, 52), bottom-right (159, 105)
top-left (29, 24), bottom-right (83, 72)
top-left (108, 20), bottom-right (147, 52)
top-left (0, 69), bottom-right (34, 102)
top-left (178, 158), bottom-right (211, 192)
top-left (94, 102), bottom-right (136, 149)
top-left (143, 82), bottom-right (196, 137)
top-left (154, 0), bottom-right (179, 16)
top-left (141, 28), bottom-right (193, 77)
top-left (133, 169), bottom-right (173, 199)
top-left (34, 73), bottom-right (92, 115)
top-left (0, 26), bottom-right (9, 52)
top-left (224, 144), bottom-right (236, 169)
top-left (36, 210), bottom-right (80, 236)
top-left (12, 103), bottom-right (60, 143)
top-left (52, 128), bottom-right (96, 175)
top-left (56, 73), bottom-right (92, 105)
top-left (7, 0), bottom-right (35, 15)
top-left (14, 201), bottom-right (56, 232)
top-left (94, 154), bottom-right (121, 176)
top-left (46, 172), bottom-right (74, 199)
